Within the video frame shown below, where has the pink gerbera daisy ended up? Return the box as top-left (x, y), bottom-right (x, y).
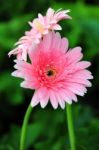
top-left (12, 32), bottom-right (93, 109)
top-left (8, 8), bottom-right (71, 61)
top-left (29, 8), bottom-right (71, 34)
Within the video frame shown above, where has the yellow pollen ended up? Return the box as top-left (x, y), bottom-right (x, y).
top-left (34, 19), bottom-right (44, 33)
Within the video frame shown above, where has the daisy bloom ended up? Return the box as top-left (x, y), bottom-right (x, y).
top-left (29, 8), bottom-right (71, 34)
top-left (8, 29), bottom-right (41, 61)
top-left (12, 32), bottom-right (93, 109)
top-left (8, 8), bottom-right (71, 61)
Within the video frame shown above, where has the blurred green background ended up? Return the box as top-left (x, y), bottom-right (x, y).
top-left (0, 0), bottom-right (99, 149)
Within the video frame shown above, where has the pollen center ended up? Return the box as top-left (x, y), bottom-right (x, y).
top-left (47, 70), bottom-right (54, 76)
top-left (45, 66), bottom-right (57, 79)
top-left (34, 19), bottom-right (44, 33)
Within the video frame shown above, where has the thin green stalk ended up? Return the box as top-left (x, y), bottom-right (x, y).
top-left (20, 104), bottom-right (33, 150)
top-left (66, 104), bottom-right (76, 150)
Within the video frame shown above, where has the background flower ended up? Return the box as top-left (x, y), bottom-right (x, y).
top-left (8, 8), bottom-right (71, 61)
top-left (29, 8), bottom-right (71, 33)
top-left (12, 32), bottom-right (93, 109)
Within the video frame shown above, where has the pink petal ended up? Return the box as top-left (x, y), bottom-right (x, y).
top-left (69, 77), bottom-right (92, 87)
top-left (68, 83), bottom-right (87, 96)
top-left (20, 81), bottom-right (36, 89)
top-left (40, 92), bottom-right (49, 108)
top-left (66, 47), bottom-right (83, 64)
top-left (31, 91), bottom-right (40, 107)
top-left (49, 90), bottom-right (58, 109)
top-left (60, 37), bottom-right (68, 52)
top-left (63, 89), bottom-right (77, 102)
top-left (74, 70), bottom-right (93, 80)
top-left (37, 87), bottom-right (48, 99)
top-left (55, 32), bottom-right (61, 50)
top-left (8, 48), bottom-right (18, 57)
top-left (11, 70), bottom-right (23, 78)
top-left (46, 8), bottom-right (55, 22)
top-left (38, 13), bottom-right (45, 25)
top-left (75, 61), bottom-right (91, 70)
top-left (58, 89), bottom-right (72, 104)
top-left (22, 49), bottom-right (27, 61)
top-left (51, 32), bottom-right (61, 50)
top-left (52, 24), bottom-right (62, 30)
top-left (14, 60), bottom-right (32, 70)
top-left (55, 92), bottom-right (65, 109)
top-left (41, 32), bottom-right (52, 51)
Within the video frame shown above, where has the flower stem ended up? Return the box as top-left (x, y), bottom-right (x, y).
top-left (66, 104), bottom-right (76, 150)
top-left (20, 104), bottom-right (33, 150)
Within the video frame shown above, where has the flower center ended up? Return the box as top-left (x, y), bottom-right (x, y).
top-left (45, 66), bottom-right (57, 79)
top-left (34, 19), bottom-right (44, 33)
top-left (47, 70), bottom-right (54, 76)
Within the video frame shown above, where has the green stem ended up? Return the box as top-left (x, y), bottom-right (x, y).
top-left (66, 104), bottom-right (76, 150)
top-left (20, 104), bottom-right (33, 150)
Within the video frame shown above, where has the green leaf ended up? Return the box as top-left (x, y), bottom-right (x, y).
top-left (0, 122), bottom-right (44, 150)
top-left (0, 14), bottom-right (33, 50)
top-left (0, 72), bottom-right (24, 105)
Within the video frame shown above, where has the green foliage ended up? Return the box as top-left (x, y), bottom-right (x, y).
top-left (0, 105), bottom-right (99, 149)
top-left (0, 123), bottom-right (44, 150)
top-left (0, 14), bottom-right (33, 50)
top-left (0, 72), bottom-right (24, 104)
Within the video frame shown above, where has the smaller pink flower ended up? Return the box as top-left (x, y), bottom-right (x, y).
top-left (29, 8), bottom-right (71, 34)
top-left (8, 29), bottom-right (41, 61)
top-left (12, 32), bottom-right (93, 109)
top-left (8, 8), bottom-right (71, 61)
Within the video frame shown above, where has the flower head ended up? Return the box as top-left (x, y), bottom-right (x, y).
top-left (8, 8), bottom-right (71, 61)
top-left (8, 29), bottom-right (41, 61)
top-left (12, 32), bottom-right (93, 109)
top-left (29, 8), bottom-right (71, 34)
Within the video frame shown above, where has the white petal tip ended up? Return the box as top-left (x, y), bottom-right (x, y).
top-left (40, 101), bottom-right (49, 108)
top-left (66, 101), bottom-right (72, 105)
top-left (11, 72), bottom-right (16, 76)
top-left (52, 105), bottom-right (58, 109)
top-left (20, 82), bottom-right (24, 88)
top-left (31, 101), bottom-right (39, 107)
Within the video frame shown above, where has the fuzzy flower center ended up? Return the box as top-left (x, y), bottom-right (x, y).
top-left (47, 70), bottom-right (54, 76)
top-left (46, 67), bottom-right (57, 78)
top-left (34, 19), bottom-right (45, 33)
top-left (34, 50), bottom-right (66, 87)
top-left (37, 63), bottom-right (58, 87)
